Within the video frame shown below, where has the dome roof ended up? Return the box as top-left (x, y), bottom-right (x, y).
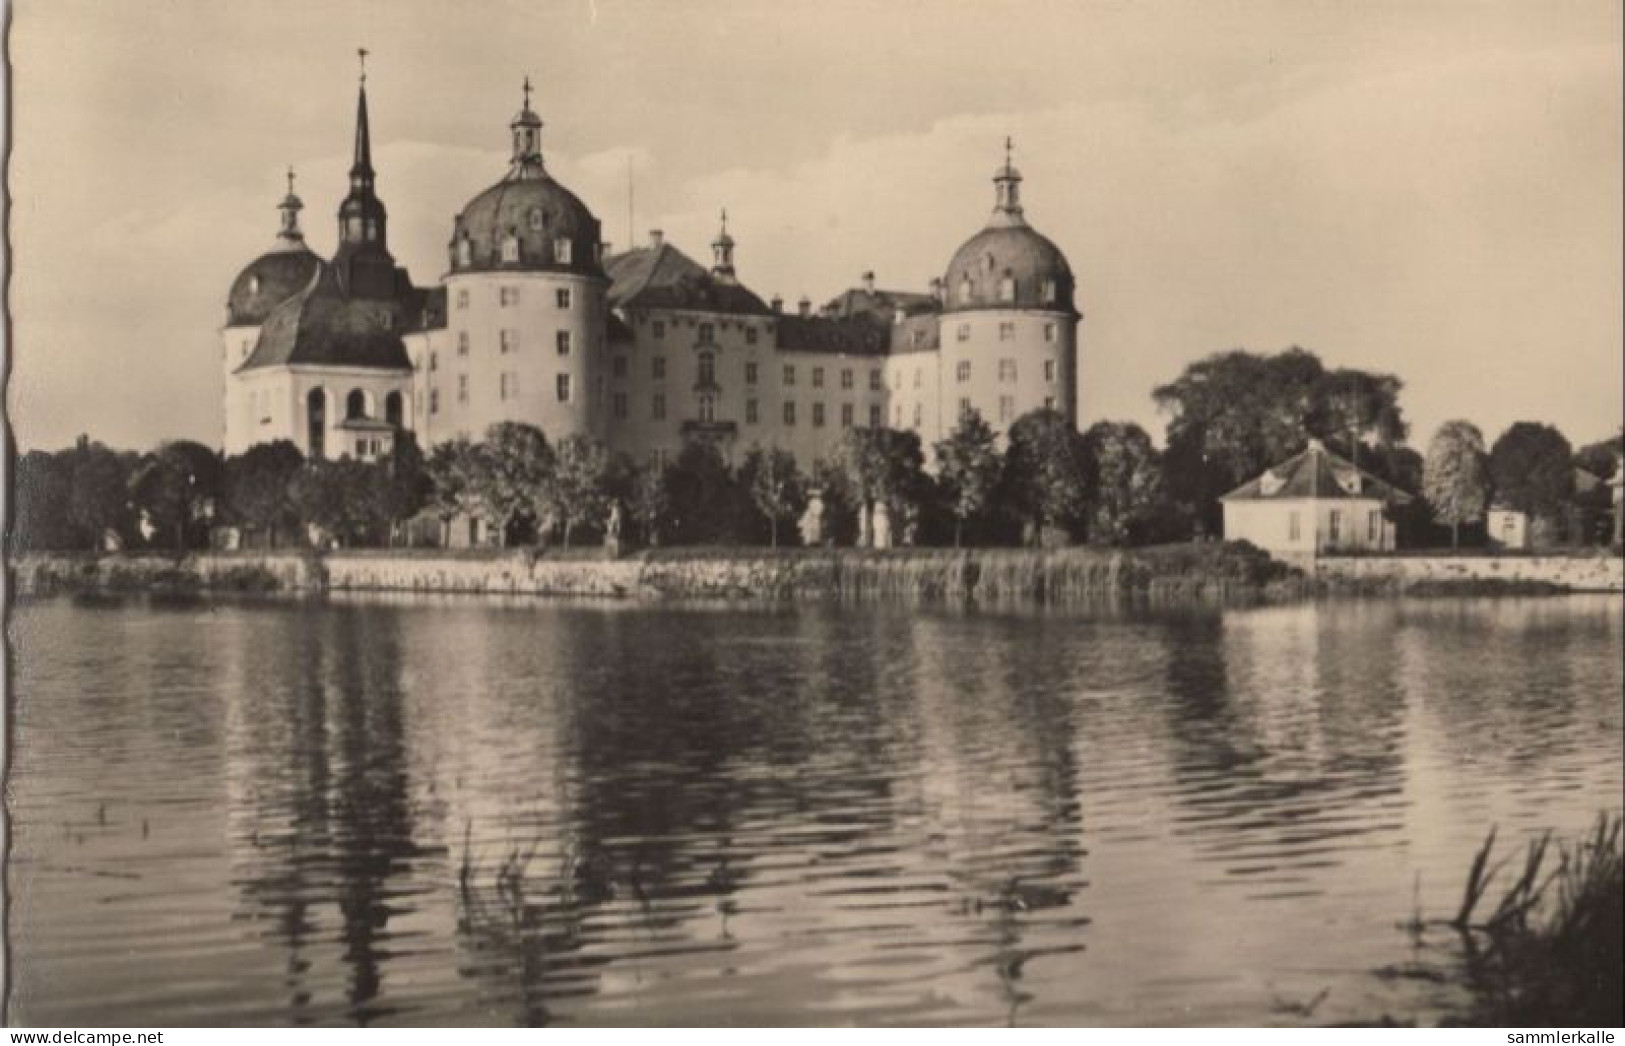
top-left (450, 173), bottom-right (603, 276)
top-left (226, 247), bottom-right (324, 327)
top-left (943, 224), bottom-right (1075, 315)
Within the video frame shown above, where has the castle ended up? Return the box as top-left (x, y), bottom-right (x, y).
top-left (222, 69), bottom-right (1081, 529)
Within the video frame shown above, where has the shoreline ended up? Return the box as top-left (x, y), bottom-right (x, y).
top-left (10, 545), bottom-right (1620, 603)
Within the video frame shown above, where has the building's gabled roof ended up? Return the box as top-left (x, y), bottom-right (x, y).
top-left (1221, 439), bottom-right (1413, 504)
top-left (889, 312), bottom-right (940, 355)
top-left (822, 285), bottom-right (939, 322)
top-left (774, 313), bottom-right (891, 357)
top-left (402, 285), bottom-right (447, 333)
top-left (605, 242), bottom-right (770, 316)
top-left (236, 266), bottom-right (412, 374)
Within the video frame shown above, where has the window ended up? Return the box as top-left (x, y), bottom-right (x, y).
top-left (653, 393), bottom-right (667, 420)
top-left (869, 369), bottom-right (881, 391)
top-left (1289, 511), bottom-right (1301, 541)
top-left (1042, 278), bottom-right (1057, 303)
top-left (999, 359), bottom-right (1017, 382)
top-left (841, 368), bottom-right (853, 390)
top-left (913, 403), bottom-right (923, 427)
top-left (957, 323), bottom-right (970, 342)
top-left (456, 288), bottom-right (469, 309)
top-left (556, 331), bottom-right (572, 356)
top-left (554, 237), bottom-right (573, 264)
top-left (958, 278), bottom-right (972, 303)
top-left (501, 235), bottom-right (520, 264)
top-left (429, 389), bottom-right (439, 414)
top-left (812, 367), bottom-right (825, 389)
top-left (500, 372), bottom-right (519, 401)
top-left (1044, 395), bottom-right (1056, 410)
top-left (356, 439), bottom-right (368, 457)
top-left (999, 395), bottom-right (1014, 423)
top-left (458, 375), bottom-right (469, 403)
top-left (698, 322), bottom-right (715, 344)
top-left (745, 326), bottom-right (758, 346)
top-left (698, 351), bottom-right (716, 386)
top-left (653, 356), bottom-right (666, 379)
top-left (959, 397), bottom-right (972, 418)
top-left (895, 404), bottom-right (904, 427)
top-left (346, 388), bottom-right (366, 421)
top-left (869, 404), bottom-right (882, 428)
top-left (385, 391), bottom-right (403, 427)
top-left (458, 332), bottom-right (470, 356)
top-left (784, 364), bottom-right (797, 386)
top-left (1329, 510), bottom-right (1343, 545)
top-left (556, 288), bottom-right (571, 309)
top-left (613, 392), bottom-right (627, 419)
top-left (957, 360), bottom-right (971, 382)
top-left (746, 399), bottom-right (759, 424)
top-left (698, 393), bottom-right (716, 423)
top-left (500, 286), bottom-right (519, 307)
top-left (841, 403), bottom-right (853, 428)
top-left (745, 361), bottom-right (759, 385)
top-left (998, 274), bottom-right (1015, 302)
top-left (501, 329), bottom-right (519, 354)
top-left (429, 351), bottom-right (438, 372)
top-left (1044, 359), bottom-right (1057, 382)
top-left (912, 330), bottom-right (926, 348)
top-left (999, 321), bottom-right (1015, 341)
top-left (812, 403), bottom-right (826, 427)
top-left (783, 401), bottom-right (797, 426)
top-left (1045, 322), bottom-right (1058, 343)
top-left (1368, 510), bottom-right (1381, 543)
top-left (613, 355), bottom-right (627, 378)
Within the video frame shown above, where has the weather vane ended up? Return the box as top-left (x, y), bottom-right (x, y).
top-left (523, 75), bottom-right (533, 108)
top-left (358, 47), bottom-right (369, 84)
top-left (286, 166), bottom-right (296, 196)
top-left (1005, 135), bottom-right (1014, 166)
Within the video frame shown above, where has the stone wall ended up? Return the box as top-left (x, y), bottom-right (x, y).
top-left (1315, 553), bottom-right (1623, 593)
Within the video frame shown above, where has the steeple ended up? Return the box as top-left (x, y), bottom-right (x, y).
top-left (334, 49), bottom-right (396, 300)
top-left (989, 135), bottom-right (1026, 227)
top-left (508, 76), bottom-right (545, 180)
top-left (274, 166), bottom-right (305, 249)
top-left (711, 207), bottom-right (736, 282)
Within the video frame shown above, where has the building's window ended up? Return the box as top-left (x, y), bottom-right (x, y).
top-left (999, 322), bottom-right (1015, 341)
top-left (557, 374), bottom-right (572, 403)
top-left (554, 237), bottom-right (573, 264)
top-left (841, 403), bottom-right (853, 428)
top-left (556, 331), bottom-right (571, 356)
top-left (429, 389), bottom-right (439, 415)
top-left (500, 286), bottom-right (519, 307)
top-left (959, 397), bottom-right (972, 418)
top-left (500, 372), bottom-right (519, 401)
top-left (895, 404), bottom-right (904, 427)
top-left (912, 330), bottom-right (926, 348)
top-left (1044, 359), bottom-right (1057, 382)
top-left (501, 329), bottom-right (519, 354)
top-left (812, 367), bottom-right (825, 389)
top-left (869, 369), bottom-right (881, 391)
top-left (347, 389), bottom-right (366, 419)
top-left (556, 288), bottom-right (571, 309)
top-left (698, 393), bottom-right (717, 423)
top-left (957, 323), bottom-right (970, 342)
top-left (458, 375), bottom-right (469, 403)
top-left (999, 359), bottom-right (1017, 382)
top-left (429, 351), bottom-right (438, 372)
top-left (652, 320), bottom-right (665, 339)
top-left (913, 368), bottom-right (922, 389)
top-left (501, 234), bottom-right (520, 264)
top-left (458, 332), bottom-right (470, 356)
top-left (746, 399), bottom-right (759, 424)
top-left (356, 439), bottom-right (367, 457)
top-left (613, 392), bottom-right (627, 419)
top-left (745, 326), bottom-right (758, 346)
top-left (959, 277), bottom-right (972, 303)
top-left (653, 393), bottom-right (666, 420)
top-left (653, 356), bottom-right (666, 379)
top-left (613, 355), bottom-right (627, 378)
top-left (784, 364), bottom-right (797, 386)
top-left (698, 322), bottom-right (715, 345)
top-left (1289, 511), bottom-right (1301, 541)
top-left (1045, 322), bottom-right (1057, 343)
top-left (913, 403), bottom-right (923, 427)
top-left (745, 361), bottom-right (759, 385)
top-left (1329, 510), bottom-right (1342, 545)
top-left (840, 368), bottom-right (853, 390)
top-left (1044, 395), bottom-right (1056, 411)
top-left (1368, 510), bottom-right (1381, 543)
top-left (892, 371), bottom-right (903, 390)
top-left (783, 401), bottom-right (796, 426)
top-left (869, 404), bottom-right (882, 428)
top-left (456, 288), bottom-right (469, 309)
top-left (1042, 278), bottom-right (1057, 304)
top-left (698, 351), bottom-right (716, 386)
top-left (812, 403), bottom-right (826, 428)
top-left (999, 395), bottom-right (1014, 423)
top-left (998, 274), bottom-right (1015, 302)
top-left (386, 391), bottom-right (403, 427)
top-left (957, 361), bottom-right (971, 382)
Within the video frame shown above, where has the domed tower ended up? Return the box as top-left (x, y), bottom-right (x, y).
top-left (431, 78), bottom-right (608, 445)
top-left (222, 168), bottom-right (324, 449)
top-left (939, 140), bottom-right (1079, 433)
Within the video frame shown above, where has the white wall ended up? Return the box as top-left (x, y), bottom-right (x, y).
top-left (1223, 496), bottom-right (1394, 555)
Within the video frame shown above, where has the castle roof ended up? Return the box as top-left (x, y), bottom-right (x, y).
top-left (236, 266), bottom-right (412, 374)
top-left (605, 242), bottom-right (770, 315)
top-left (774, 313), bottom-right (891, 356)
top-left (1221, 439), bottom-right (1412, 504)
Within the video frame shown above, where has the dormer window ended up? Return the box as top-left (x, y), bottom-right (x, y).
top-left (500, 232), bottom-right (520, 264)
top-left (248, 275), bottom-right (261, 295)
top-left (998, 272), bottom-right (1015, 302)
top-left (1041, 278), bottom-right (1057, 304)
top-left (1335, 469), bottom-right (1362, 495)
top-left (554, 237), bottom-right (573, 264)
top-left (959, 277), bottom-right (973, 304)
top-left (456, 238), bottom-right (472, 267)
top-left (1260, 471), bottom-right (1285, 496)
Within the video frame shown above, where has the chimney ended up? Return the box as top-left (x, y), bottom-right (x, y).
top-left (862, 270), bottom-right (876, 293)
top-left (929, 277), bottom-right (944, 301)
top-left (648, 229), bottom-right (664, 249)
top-left (797, 295), bottom-right (811, 318)
top-left (893, 306), bottom-right (907, 325)
top-left (770, 295), bottom-right (783, 313)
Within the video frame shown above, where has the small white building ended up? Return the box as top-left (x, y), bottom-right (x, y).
top-left (1221, 439), bottom-right (1411, 558)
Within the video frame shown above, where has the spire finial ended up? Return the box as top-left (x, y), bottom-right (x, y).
top-left (1005, 135), bottom-right (1013, 167)
top-left (358, 47), bottom-right (369, 84)
top-left (522, 75), bottom-right (533, 109)
top-left (720, 207), bottom-right (728, 234)
top-left (286, 165), bottom-right (296, 197)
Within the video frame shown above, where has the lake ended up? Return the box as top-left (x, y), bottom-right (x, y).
top-left (7, 593), bottom-right (1621, 1026)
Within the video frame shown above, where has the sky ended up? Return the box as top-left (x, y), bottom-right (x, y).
top-left (7, 0), bottom-right (1622, 454)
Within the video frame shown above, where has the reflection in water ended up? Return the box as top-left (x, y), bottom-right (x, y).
top-left (8, 595), bottom-right (1621, 1026)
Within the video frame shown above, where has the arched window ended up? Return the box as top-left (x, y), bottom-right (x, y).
top-left (698, 393), bottom-right (716, 423)
top-left (500, 231), bottom-right (520, 264)
top-left (998, 272), bottom-right (1015, 302)
top-left (347, 389), bottom-right (366, 420)
top-left (554, 237), bottom-right (573, 264)
top-left (959, 277), bottom-right (973, 304)
top-left (1041, 278), bottom-right (1057, 304)
top-left (385, 391), bottom-right (403, 427)
top-left (456, 238), bottom-right (472, 267)
top-left (307, 388), bottom-right (327, 460)
top-left (697, 351), bottom-right (716, 386)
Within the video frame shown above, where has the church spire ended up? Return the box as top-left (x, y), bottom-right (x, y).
top-left (275, 165), bottom-right (305, 249)
top-left (990, 135), bottom-right (1026, 227)
top-left (351, 49), bottom-right (375, 183)
top-left (334, 49), bottom-right (395, 299)
top-left (711, 207), bottom-right (736, 281)
top-left (508, 75), bottom-right (545, 179)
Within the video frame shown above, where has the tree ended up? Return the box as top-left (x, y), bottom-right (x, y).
top-left (287, 457), bottom-right (375, 547)
top-left (128, 440), bottom-right (223, 550)
top-left (1489, 422), bottom-right (1573, 520)
top-left (1422, 420), bottom-right (1490, 549)
top-left (740, 447), bottom-right (806, 548)
top-left (1003, 409), bottom-right (1094, 544)
top-left (540, 435), bottom-right (614, 547)
top-left (833, 427), bottom-right (928, 545)
top-left (224, 440), bottom-right (304, 549)
top-left (666, 436), bottom-right (747, 545)
top-left (468, 422), bottom-right (554, 547)
top-left (1081, 421), bottom-right (1164, 546)
top-left (12, 449), bottom-right (73, 551)
top-left (370, 433), bottom-right (431, 546)
top-left (425, 437), bottom-right (485, 545)
top-left (1574, 435), bottom-right (1622, 483)
top-left (66, 440), bottom-right (133, 549)
top-left (934, 412), bottom-right (1001, 547)
top-left (630, 461), bottom-right (672, 547)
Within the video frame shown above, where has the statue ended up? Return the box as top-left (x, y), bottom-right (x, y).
top-left (799, 488), bottom-right (825, 547)
top-left (872, 501), bottom-right (893, 549)
top-left (604, 500), bottom-right (623, 557)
